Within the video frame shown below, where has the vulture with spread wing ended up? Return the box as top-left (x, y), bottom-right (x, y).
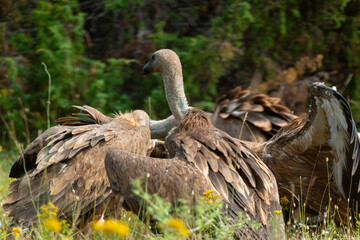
top-left (105, 49), bottom-right (285, 239)
top-left (4, 109), bottom-right (153, 228)
top-left (255, 82), bottom-right (360, 223)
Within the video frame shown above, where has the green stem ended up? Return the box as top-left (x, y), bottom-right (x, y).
top-left (42, 62), bottom-right (52, 129)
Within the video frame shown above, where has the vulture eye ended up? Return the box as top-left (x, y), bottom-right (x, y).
top-left (151, 55), bottom-right (156, 61)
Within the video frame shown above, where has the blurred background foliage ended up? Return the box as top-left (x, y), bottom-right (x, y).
top-left (0, 0), bottom-right (359, 146)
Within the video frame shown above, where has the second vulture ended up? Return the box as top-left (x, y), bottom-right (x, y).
top-left (105, 49), bottom-right (285, 239)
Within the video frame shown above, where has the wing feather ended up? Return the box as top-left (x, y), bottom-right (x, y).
top-left (212, 86), bottom-right (297, 141)
top-left (4, 114), bottom-right (151, 228)
top-left (262, 83), bottom-right (360, 224)
top-left (167, 108), bottom-right (282, 230)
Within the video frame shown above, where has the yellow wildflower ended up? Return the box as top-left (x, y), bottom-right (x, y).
top-left (48, 202), bottom-right (58, 211)
top-left (38, 202), bottom-right (58, 218)
top-left (0, 145), bottom-right (2, 152)
top-left (8, 177), bottom-right (17, 182)
top-left (274, 210), bottom-right (282, 214)
top-left (202, 189), bottom-right (219, 203)
top-left (280, 196), bottom-right (290, 206)
top-left (92, 219), bottom-right (129, 237)
top-left (43, 217), bottom-right (61, 232)
top-left (11, 227), bottom-right (21, 238)
top-left (0, 89), bottom-right (7, 96)
top-left (163, 218), bottom-right (190, 237)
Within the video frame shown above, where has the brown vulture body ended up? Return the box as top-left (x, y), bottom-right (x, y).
top-left (212, 86), bottom-right (297, 142)
top-left (104, 49), bottom-right (285, 239)
top-left (4, 108), bottom-right (151, 228)
top-left (255, 83), bottom-right (360, 223)
top-left (106, 108), bottom-right (285, 239)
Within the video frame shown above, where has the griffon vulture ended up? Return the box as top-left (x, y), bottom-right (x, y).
top-left (4, 109), bottom-right (153, 228)
top-left (105, 49), bottom-right (285, 239)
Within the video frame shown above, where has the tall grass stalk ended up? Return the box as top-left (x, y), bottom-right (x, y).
top-left (42, 62), bottom-right (52, 129)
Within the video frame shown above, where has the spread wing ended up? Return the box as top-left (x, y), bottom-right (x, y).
top-left (4, 119), bottom-right (150, 228)
top-left (10, 105), bottom-right (114, 178)
top-left (262, 82), bottom-right (360, 222)
top-left (212, 86), bottom-right (297, 142)
top-left (9, 125), bottom-right (69, 178)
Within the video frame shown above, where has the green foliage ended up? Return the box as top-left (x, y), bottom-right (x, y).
top-left (0, 0), bottom-right (359, 143)
top-left (131, 179), bottom-right (245, 239)
top-left (0, 0), bottom-right (140, 145)
top-left (105, 0), bottom-right (144, 11)
top-left (148, 0), bottom-right (360, 124)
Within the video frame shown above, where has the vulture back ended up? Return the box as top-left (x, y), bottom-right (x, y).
top-left (212, 86), bottom-right (297, 142)
top-left (166, 108), bottom-right (285, 239)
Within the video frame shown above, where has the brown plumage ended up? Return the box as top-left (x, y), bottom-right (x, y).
top-left (106, 108), bottom-right (284, 239)
top-left (104, 49), bottom-right (285, 239)
top-left (9, 105), bottom-right (115, 179)
top-left (140, 49), bottom-right (360, 230)
top-left (212, 86), bottom-right (297, 142)
top-left (140, 49), bottom-right (360, 228)
top-left (4, 108), bottom-right (151, 228)
top-left (255, 82), bottom-right (360, 223)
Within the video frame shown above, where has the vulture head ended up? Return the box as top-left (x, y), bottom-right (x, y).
top-left (119, 109), bottom-right (150, 127)
top-left (143, 49), bottom-right (182, 78)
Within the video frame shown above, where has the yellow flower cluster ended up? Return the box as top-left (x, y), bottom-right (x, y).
top-left (202, 189), bottom-right (219, 204)
top-left (92, 219), bottom-right (130, 237)
top-left (0, 88), bottom-right (13, 97)
top-left (163, 218), bottom-right (190, 237)
top-left (38, 202), bottom-right (62, 232)
top-left (43, 217), bottom-right (61, 232)
top-left (38, 202), bottom-right (58, 218)
top-left (280, 196), bottom-right (290, 211)
top-left (274, 210), bottom-right (282, 214)
top-left (0, 145), bottom-right (2, 152)
top-left (11, 227), bottom-right (21, 238)
top-left (280, 196), bottom-right (290, 206)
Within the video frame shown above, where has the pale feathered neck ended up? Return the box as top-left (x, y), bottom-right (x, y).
top-left (149, 50), bottom-right (190, 138)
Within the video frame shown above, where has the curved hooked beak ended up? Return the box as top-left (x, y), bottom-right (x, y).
top-left (143, 61), bottom-right (152, 75)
